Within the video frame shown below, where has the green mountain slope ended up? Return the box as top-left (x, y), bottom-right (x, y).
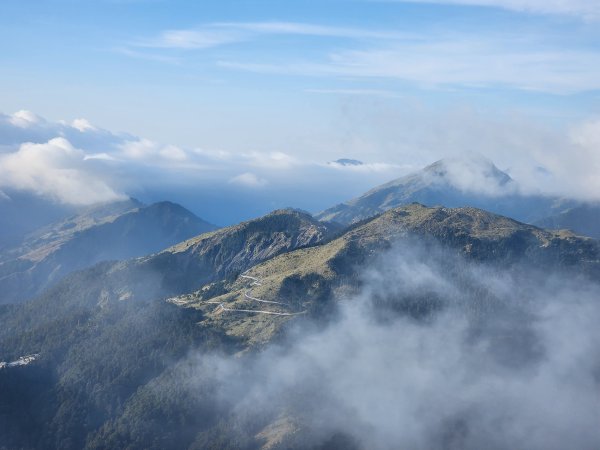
top-left (179, 203), bottom-right (599, 346)
top-left (0, 208), bottom-right (337, 449)
top-left (0, 200), bottom-right (216, 304)
top-left (0, 205), bottom-right (597, 449)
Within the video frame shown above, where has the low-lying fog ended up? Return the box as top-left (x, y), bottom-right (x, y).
top-left (177, 241), bottom-right (600, 449)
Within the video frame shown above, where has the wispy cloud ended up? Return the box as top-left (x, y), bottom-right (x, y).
top-left (212, 21), bottom-right (416, 40)
top-left (306, 88), bottom-right (403, 98)
top-left (135, 21), bottom-right (417, 50)
top-left (127, 20), bottom-right (600, 94)
top-left (137, 29), bottom-right (243, 49)
top-left (220, 40), bottom-right (600, 94)
top-left (393, 0), bottom-right (600, 20)
top-left (113, 47), bottom-right (181, 64)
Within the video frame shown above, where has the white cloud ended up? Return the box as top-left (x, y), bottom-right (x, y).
top-left (83, 152), bottom-right (119, 161)
top-left (0, 138), bottom-right (125, 205)
top-left (192, 147), bottom-right (233, 160)
top-left (159, 145), bottom-right (188, 161)
top-left (8, 110), bottom-right (44, 129)
top-left (71, 118), bottom-right (97, 132)
top-left (119, 138), bottom-right (158, 159)
top-left (245, 151), bottom-right (299, 169)
top-left (318, 99), bottom-right (600, 201)
top-left (228, 172), bottom-right (268, 188)
top-left (195, 243), bottom-right (600, 449)
top-left (0, 110), bottom-right (131, 151)
top-left (426, 155), bottom-right (518, 196)
top-left (544, 118), bottom-right (600, 199)
top-left (119, 138), bottom-right (188, 162)
top-left (2, 108), bottom-right (599, 213)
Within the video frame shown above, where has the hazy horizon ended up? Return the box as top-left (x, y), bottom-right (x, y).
top-left (1, 0), bottom-right (600, 225)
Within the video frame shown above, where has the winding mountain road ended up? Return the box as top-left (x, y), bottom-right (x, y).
top-left (212, 271), bottom-right (305, 317)
top-left (240, 274), bottom-right (286, 305)
top-left (214, 303), bottom-right (302, 316)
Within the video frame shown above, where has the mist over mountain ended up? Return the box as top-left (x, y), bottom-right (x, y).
top-left (1, 204), bottom-right (598, 449)
top-left (195, 243), bottom-right (600, 450)
top-left (3, 1), bottom-right (600, 448)
top-left (0, 200), bottom-right (216, 304)
top-left (2, 141), bottom-right (599, 449)
top-left (2, 106), bottom-right (598, 227)
top-left (314, 156), bottom-right (600, 240)
top-left (317, 156), bottom-right (573, 225)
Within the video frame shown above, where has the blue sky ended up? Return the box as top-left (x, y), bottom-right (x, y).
top-left (1, 0), bottom-right (599, 223)
top-left (2, 0), bottom-right (599, 142)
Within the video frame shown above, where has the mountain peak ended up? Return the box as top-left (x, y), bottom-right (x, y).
top-left (267, 207), bottom-right (315, 218)
top-left (316, 156), bottom-right (528, 225)
top-left (146, 200), bottom-right (195, 216)
top-left (423, 156), bottom-right (513, 189)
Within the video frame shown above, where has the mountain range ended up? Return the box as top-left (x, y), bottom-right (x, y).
top-left (1, 203), bottom-right (598, 449)
top-left (316, 157), bottom-right (600, 239)
top-left (1, 154), bottom-right (600, 449)
top-left (0, 200), bottom-right (216, 304)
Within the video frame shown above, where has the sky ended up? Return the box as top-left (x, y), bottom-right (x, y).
top-left (0, 0), bottom-right (599, 224)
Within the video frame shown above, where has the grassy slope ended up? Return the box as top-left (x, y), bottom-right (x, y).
top-left (174, 204), bottom-right (599, 347)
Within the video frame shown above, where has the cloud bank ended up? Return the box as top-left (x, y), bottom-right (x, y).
top-left (1, 108), bottom-right (599, 222)
top-left (0, 110), bottom-right (403, 217)
top-left (0, 138), bottom-right (124, 205)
